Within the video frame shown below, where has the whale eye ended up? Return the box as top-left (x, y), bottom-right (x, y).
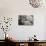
top-left (29, 0), bottom-right (43, 8)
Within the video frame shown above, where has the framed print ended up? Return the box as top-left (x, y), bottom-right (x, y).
top-left (18, 15), bottom-right (34, 25)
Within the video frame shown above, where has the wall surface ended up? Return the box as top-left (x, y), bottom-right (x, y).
top-left (0, 0), bottom-right (46, 40)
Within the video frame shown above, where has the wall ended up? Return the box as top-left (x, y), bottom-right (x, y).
top-left (0, 0), bottom-right (46, 40)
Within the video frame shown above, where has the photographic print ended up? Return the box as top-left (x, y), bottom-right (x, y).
top-left (18, 15), bottom-right (34, 25)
